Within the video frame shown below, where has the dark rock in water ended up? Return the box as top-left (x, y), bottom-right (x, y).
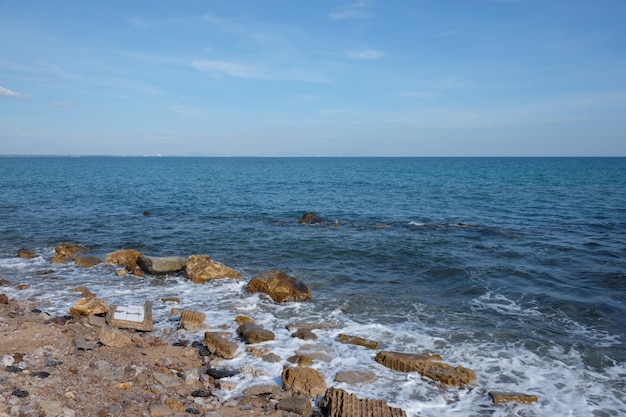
top-left (319, 387), bottom-right (407, 417)
top-left (247, 270), bottom-right (312, 303)
top-left (51, 243), bottom-right (87, 264)
top-left (206, 367), bottom-right (240, 379)
top-left (338, 334), bottom-right (379, 350)
top-left (237, 322), bottom-right (275, 344)
top-left (74, 256), bottom-right (102, 268)
top-left (143, 210), bottom-right (152, 216)
top-left (17, 248), bottom-right (37, 259)
top-left (12, 389), bottom-right (29, 398)
top-left (299, 212), bottom-right (323, 224)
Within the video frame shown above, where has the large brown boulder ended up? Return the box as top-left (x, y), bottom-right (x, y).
top-left (104, 249), bottom-right (142, 270)
top-left (237, 322), bottom-right (275, 344)
top-left (247, 270), bottom-right (311, 303)
top-left (298, 212), bottom-right (323, 225)
top-left (375, 351), bottom-right (476, 387)
top-left (51, 243), bottom-right (87, 263)
top-left (69, 297), bottom-right (108, 317)
top-left (281, 366), bottom-right (327, 397)
top-left (75, 256), bottom-right (102, 268)
top-left (184, 255), bottom-right (242, 283)
top-left (204, 332), bottom-right (239, 359)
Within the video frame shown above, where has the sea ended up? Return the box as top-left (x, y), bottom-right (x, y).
top-left (0, 156), bottom-right (624, 416)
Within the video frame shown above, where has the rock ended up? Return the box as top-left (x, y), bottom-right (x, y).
top-left (183, 368), bottom-right (200, 385)
top-left (15, 283), bottom-right (30, 290)
top-left (69, 297), bottom-right (108, 317)
top-left (338, 334), bottom-right (379, 350)
top-left (12, 389), bottom-right (29, 398)
top-left (374, 351), bottom-right (476, 387)
top-left (137, 255), bottom-right (186, 275)
top-left (104, 249), bottom-right (142, 270)
top-left (237, 322), bottom-right (275, 344)
top-left (489, 391), bottom-right (539, 404)
top-left (203, 332), bottom-right (238, 359)
top-left (70, 286), bottom-right (95, 297)
top-left (277, 397), bottom-right (312, 416)
top-left (152, 371), bottom-right (182, 388)
top-left (281, 366), bottom-right (327, 397)
top-left (38, 400), bottom-right (64, 417)
top-left (191, 389), bottom-right (212, 397)
top-left (298, 212), bottom-right (323, 224)
top-left (319, 387), bottom-right (407, 417)
top-left (161, 297), bottom-right (181, 304)
top-left (51, 243), bottom-right (87, 263)
top-left (243, 384), bottom-right (282, 396)
top-left (74, 256), bottom-right (101, 268)
top-left (106, 302), bottom-right (153, 331)
top-left (295, 344), bottom-right (336, 363)
top-left (0, 293), bottom-right (8, 304)
top-left (185, 255), bottom-right (242, 283)
top-left (247, 270), bottom-right (312, 303)
top-left (98, 327), bottom-right (132, 348)
top-left (73, 337), bottom-right (99, 351)
top-left (262, 353), bottom-right (282, 363)
top-left (17, 248), bottom-right (37, 259)
top-left (206, 367), bottom-right (240, 379)
top-left (0, 278), bottom-right (11, 286)
top-left (180, 310), bottom-right (207, 331)
top-left (235, 315), bottom-right (254, 326)
top-left (334, 370), bottom-right (378, 385)
top-left (292, 329), bottom-right (317, 341)
top-left (287, 355), bottom-right (314, 367)
top-left (149, 405), bottom-right (173, 417)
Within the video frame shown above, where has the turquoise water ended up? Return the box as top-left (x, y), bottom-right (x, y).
top-left (1, 156), bottom-right (625, 416)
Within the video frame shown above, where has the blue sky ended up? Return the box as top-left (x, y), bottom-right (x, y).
top-left (1, 0), bottom-right (625, 156)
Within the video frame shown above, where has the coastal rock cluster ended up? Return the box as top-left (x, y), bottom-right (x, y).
top-left (3, 215), bottom-right (539, 416)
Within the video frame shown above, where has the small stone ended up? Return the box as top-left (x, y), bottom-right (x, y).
top-left (0, 294), bottom-right (8, 304)
top-left (12, 389), bottom-right (29, 398)
top-left (262, 353), bottom-right (282, 363)
top-left (15, 283), bottom-right (30, 290)
top-left (186, 408), bottom-right (201, 415)
top-left (6, 365), bottom-right (21, 373)
top-left (148, 405), bottom-right (172, 417)
top-left (183, 368), bottom-right (200, 385)
top-left (237, 322), bottom-right (275, 343)
top-left (244, 385), bottom-right (282, 397)
top-left (291, 329), bottom-right (317, 341)
top-left (277, 397), bottom-right (312, 416)
top-left (239, 403), bottom-right (254, 411)
top-left (165, 397), bottom-right (186, 412)
top-left (206, 367), bottom-right (240, 379)
top-left (161, 297), bottom-right (181, 304)
top-left (32, 371), bottom-right (51, 378)
top-left (17, 248), bottom-right (37, 259)
top-left (191, 389), bottom-right (212, 398)
top-left (489, 391), bottom-right (539, 404)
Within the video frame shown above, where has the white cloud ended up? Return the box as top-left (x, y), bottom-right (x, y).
top-left (344, 49), bottom-right (384, 60)
top-left (329, 0), bottom-right (374, 20)
top-left (0, 86), bottom-right (29, 98)
top-left (191, 60), bottom-right (263, 79)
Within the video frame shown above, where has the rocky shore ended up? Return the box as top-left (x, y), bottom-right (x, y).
top-left (1, 241), bottom-right (539, 417)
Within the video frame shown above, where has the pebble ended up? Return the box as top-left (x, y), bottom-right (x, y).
top-left (1, 354), bottom-right (15, 366)
top-left (12, 388), bottom-right (29, 397)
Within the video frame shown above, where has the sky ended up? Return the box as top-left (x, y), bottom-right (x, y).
top-left (1, 0), bottom-right (625, 156)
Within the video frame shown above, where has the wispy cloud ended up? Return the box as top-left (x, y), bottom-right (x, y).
top-left (0, 86), bottom-right (29, 98)
top-left (344, 49), bottom-right (385, 60)
top-left (191, 60), bottom-right (263, 79)
top-left (329, 0), bottom-right (374, 20)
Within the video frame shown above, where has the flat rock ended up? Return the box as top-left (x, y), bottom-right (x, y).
top-left (185, 255), bottom-right (242, 283)
top-left (338, 334), bottom-right (379, 350)
top-left (243, 384), bottom-right (282, 397)
top-left (319, 387), bottom-right (407, 417)
top-left (74, 256), bottom-right (101, 268)
top-left (374, 351), bottom-right (476, 387)
top-left (204, 332), bottom-right (238, 359)
top-left (334, 370), bottom-right (378, 385)
top-left (98, 326), bottom-right (132, 348)
top-left (489, 391), bottom-right (539, 404)
top-left (277, 397), bottom-right (312, 416)
top-left (291, 329), bottom-right (318, 341)
top-left (247, 270), bottom-right (312, 303)
top-left (137, 255), bottom-right (186, 275)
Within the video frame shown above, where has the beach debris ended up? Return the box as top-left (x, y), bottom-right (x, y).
top-left (17, 247), bottom-right (37, 259)
top-left (203, 332), bottom-right (238, 359)
top-left (282, 366), bottom-right (327, 397)
top-left (69, 297), bottom-right (108, 317)
top-left (74, 256), bottom-right (101, 268)
top-left (375, 351), bottom-right (476, 387)
top-left (104, 249), bottom-right (143, 275)
top-left (137, 255), bottom-right (186, 275)
top-left (237, 321), bottom-right (275, 344)
top-left (338, 333), bottom-right (379, 350)
top-left (247, 270), bottom-right (312, 303)
top-left (51, 243), bottom-right (87, 263)
top-left (319, 387), bottom-right (407, 417)
top-left (298, 212), bottom-right (323, 224)
top-left (179, 310), bottom-right (207, 331)
top-left (489, 391), bottom-right (539, 404)
top-left (184, 254), bottom-right (242, 283)
top-left (106, 302), bottom-right (153, 331)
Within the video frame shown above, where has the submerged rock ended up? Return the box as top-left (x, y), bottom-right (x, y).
top-left (74, 256), bottom-right (101, 268)
top-left (247, 270), bottom-right (312, 303)
top-left (337, 334), bottom-right (379, 350)
top-left (17, 248), bottom-right (37, 259)
top-left (184, 255), bottom-right (242, 283)
top-left (298, 212), bottom-right (323, 225)
top-left (51, 243), bottom-right (87, 263)
top-left (375, 351), bottom-right (476, 387)
top-left (489, 391), bottom-right (539, 404)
